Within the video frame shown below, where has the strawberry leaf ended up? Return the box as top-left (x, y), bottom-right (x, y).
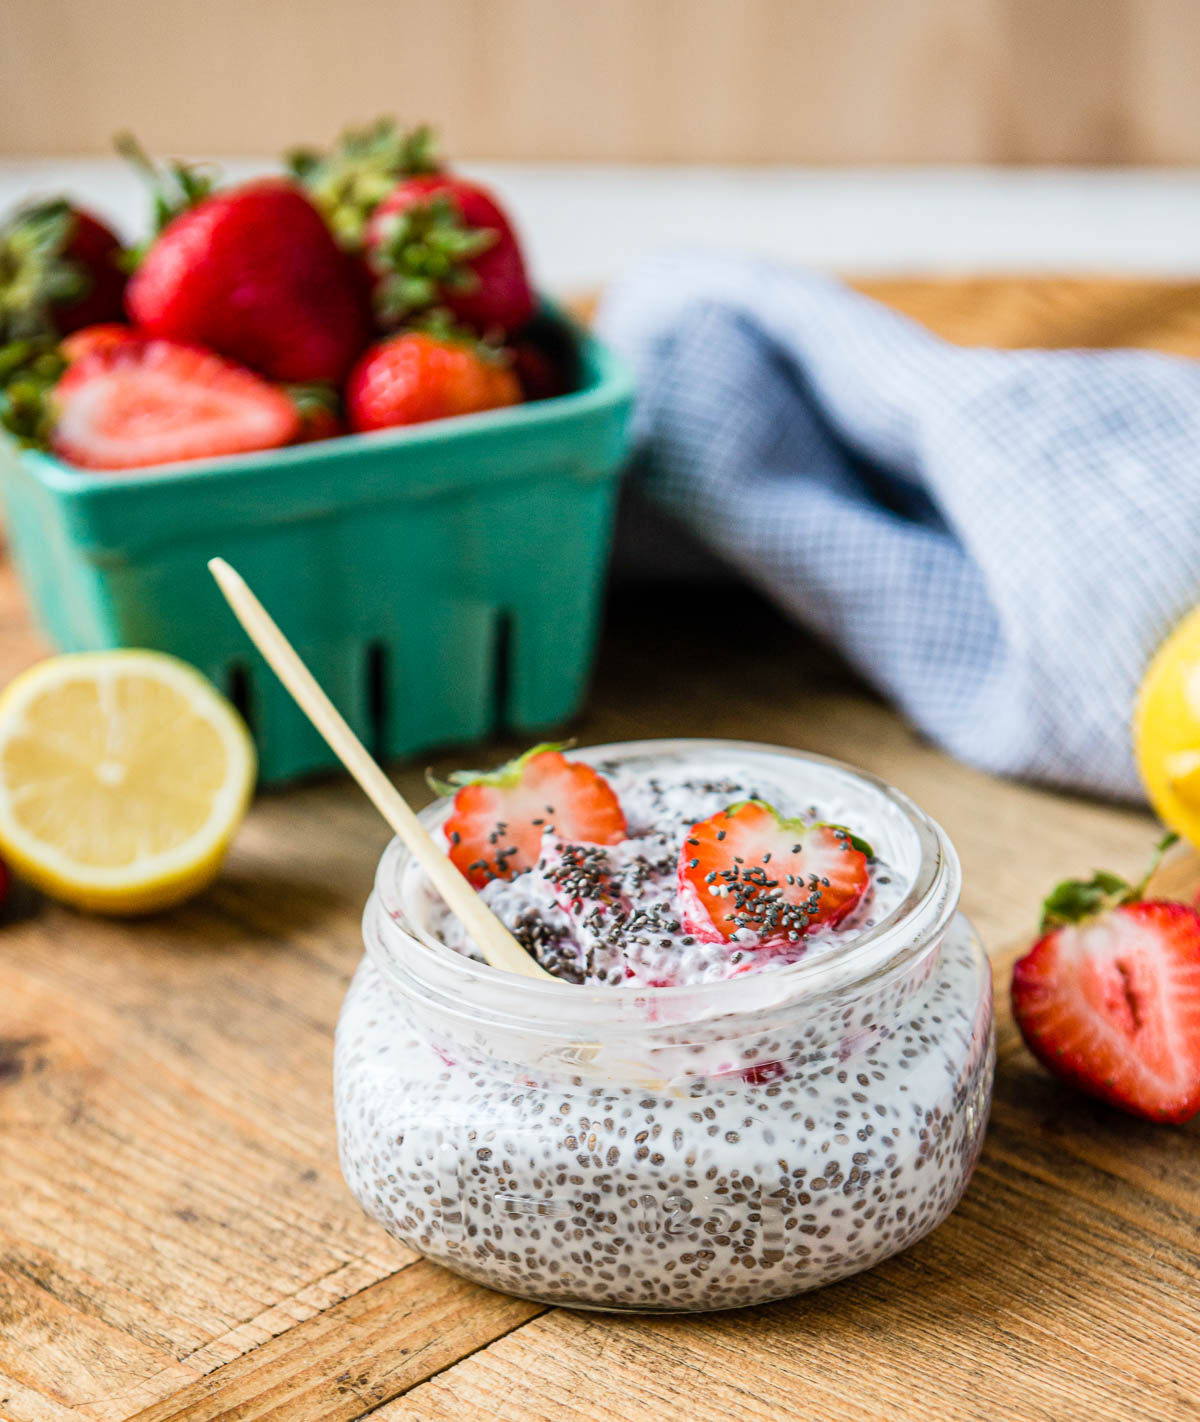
top-left (115, 133), bottom-right (218, 268)
top-left (370, 194), bottom-right (497, 326)
top-left (1039, 832), bottom-right (1180, 931)
top-left (0, 336), bottom-right (66, 448)
top-left (0, 200), bottom-right (90, 342)
top-left (1040, 874), bottom-right (1129, 931)
top-left (288, 119), bottom-right (442, 252)
top-left (426, 742), bottom-right (574, 800)
top-left (1130, 830), bottom-right (1180, 900)
top-left (827, 825), bottom-right (876, 860)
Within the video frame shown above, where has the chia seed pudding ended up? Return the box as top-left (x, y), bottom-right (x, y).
top-left (335, 739), bottom-right (995, 1312)
top-left (421, 752), bottom-right (909, 986)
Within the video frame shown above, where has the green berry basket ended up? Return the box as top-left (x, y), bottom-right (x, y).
top-left (0, 310), bottom-right (632, 783)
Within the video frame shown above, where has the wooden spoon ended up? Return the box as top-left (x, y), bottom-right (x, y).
top-left (208, 558), bottom-right (552, 980)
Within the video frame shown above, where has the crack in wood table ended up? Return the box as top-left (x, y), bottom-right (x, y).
top-left (1, 278), bottom-right (1198, 1421)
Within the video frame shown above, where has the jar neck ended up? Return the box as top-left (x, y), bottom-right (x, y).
top-left (363, 844), bottom-right (961, 1090)
top-left (364, 738), bottom-right (963, 1088)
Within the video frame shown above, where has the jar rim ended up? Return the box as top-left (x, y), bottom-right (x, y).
top-left (366, 737), bottom-right (962, 1034)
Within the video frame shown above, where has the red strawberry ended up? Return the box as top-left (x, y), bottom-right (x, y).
top-left (0, 199), bottom-right (126, 342)
top-left (679, 801), bottom-right (872, 945)
top-left (126, 180), bottom-right (370, 384)
top-left (365, 176), bottom-right (535, 336)
top-left (347, 329), bottom-right (521, 432)
top-left (50, 338), bottom-right (300, 470)
top-left (1012, 836), bottom-right (1200, 1123)
top-left (437, 744), bottom-right (627, 888)
top-left (59, 322), bottom-right (140, 364)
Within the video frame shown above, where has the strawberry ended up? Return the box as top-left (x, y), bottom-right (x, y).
top-left (509, 313), bottom-right (579, 402)
top-left (347, 329), bottom-right (521, 432)
top-left (125, 179), bottom-right (370, 384)
top-left (50, 338), bottom-right (300, 470)
top-left (510, 339), bottom-right (566, 403)
top-left (0, 199), bottom-right (126, 342)
top-left (436, 744), bottom-right (627, 888)
top-left (287, 383), bottom-right (345, 442)
top-left (1012, 835), bottom-right (1200, 1123)
top-left (365, 176), bottom-right (535, 336)
top-left (679, 801), bottom-right (872, 945)
top-left (286, 118), bottom-right (441, 252)
top-left (59, 323), bottom-right (140, 364)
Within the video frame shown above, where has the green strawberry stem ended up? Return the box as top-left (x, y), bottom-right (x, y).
top-left (114, 132), bottom-right (217, 248)
top-left (284, 382), bottom-right (341, 417)
top-left (1039, 830), bottom-right (1180, 931)
top-left (708, 799), bottom-right (875, 860)
top-left (287, 119), bottom-right (441, 252)
top-left (0, 336), bottom-right (66, 448)
top-left (425, 741), bottom-right (573, 799)
top-left (407, 306), bottom-right (511, 362)
top-left (371, 195), bottom-right (497, 326)
top-left (0, 200), bottom-right (89, 342)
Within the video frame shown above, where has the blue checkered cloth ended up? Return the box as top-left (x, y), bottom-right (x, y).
top-left (597, 251), bottom-right (1200, 801)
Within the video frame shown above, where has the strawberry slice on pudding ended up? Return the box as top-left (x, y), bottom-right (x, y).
top-left (439, 743), bottom-right (626, 888)
top-left (679, 801), bottom-right (871, 946)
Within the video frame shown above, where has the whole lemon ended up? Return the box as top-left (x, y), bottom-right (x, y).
top-left (1135, 605), bottom-right (1200, 848)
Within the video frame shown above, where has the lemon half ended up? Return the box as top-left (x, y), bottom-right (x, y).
top-left (1134, 604), bottom-right (1200, 849)
top-left (0, 650), bottom-right (255, 914)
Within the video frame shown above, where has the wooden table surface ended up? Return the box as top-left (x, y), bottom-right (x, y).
top-left (2, 279), bottom-right (1199, 1422)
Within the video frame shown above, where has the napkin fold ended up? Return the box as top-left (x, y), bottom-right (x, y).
top-left (597, 252), bottom-right (1200, 800)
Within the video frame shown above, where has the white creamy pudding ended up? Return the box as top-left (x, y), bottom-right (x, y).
top-left (414, 749), bottom-right (910, 986)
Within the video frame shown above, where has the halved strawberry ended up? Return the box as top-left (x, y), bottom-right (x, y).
top-left (1012, 837), bottom-right (1200, 1123)
top-left (50, 339), bottom-right (300, 470)
top-left (679, 801), bottom-right (871, 945)
top-left (436, 744), bottom-right (626, 888)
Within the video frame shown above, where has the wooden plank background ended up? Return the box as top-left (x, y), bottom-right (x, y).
top-left (3, 0), bottom-right (1200, 163)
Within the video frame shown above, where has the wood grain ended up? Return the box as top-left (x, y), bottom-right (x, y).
top-left (4, 0), bottom-right (1200, 163)
top-left (127, 1265), bottom-right (542, 1422)
top-left (1, 277), bottom-right (1198, 1421)
top-left (855, 276), bottom-right (1200, 354)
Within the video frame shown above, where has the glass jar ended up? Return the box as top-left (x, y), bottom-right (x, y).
top-left (335, 739), bottom-right (994, 1312)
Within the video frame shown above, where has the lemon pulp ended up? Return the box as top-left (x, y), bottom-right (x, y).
top-left (0, 650), bottom-right (255, 914)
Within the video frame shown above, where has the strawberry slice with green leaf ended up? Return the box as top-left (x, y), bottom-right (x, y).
top-left (679, 800), bottom-right (872, 945)
top-left (1012, 833), bottom-right (1200, 1123)
top-left (435, 744), bottom-right (626, 888)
